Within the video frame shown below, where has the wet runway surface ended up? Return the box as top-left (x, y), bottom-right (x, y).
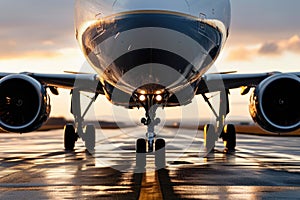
top-left (0, 127), bottom-right (300, 199)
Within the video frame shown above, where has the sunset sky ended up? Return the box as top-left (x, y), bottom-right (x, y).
top-left (0, 0), bottom-right (299, 122)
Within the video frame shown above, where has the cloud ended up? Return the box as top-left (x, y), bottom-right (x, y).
top-left (0, 1), bottom-right (76, 59)
top-left (0, 49), bottom-right (62, 60)
top-left (226, 35), bottom-right (300, 61)
top-left (258, 42), bottom-right (281, 55)
top-left (226, 47), bottom-right (255, 61)
top-left (260, 35), bottom-right (300, 55)
top-left (284, 35), bottom-right (300, 53)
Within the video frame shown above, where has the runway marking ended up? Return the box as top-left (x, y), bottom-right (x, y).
top-left (1, 129), bottom-right (300, 199)
top-left (139, 171), bottom-right (163, 200)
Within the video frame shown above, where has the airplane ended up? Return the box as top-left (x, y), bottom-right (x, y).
top-left (0, 0), bottom-right (299, 167)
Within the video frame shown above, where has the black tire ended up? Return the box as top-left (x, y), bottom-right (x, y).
top-left (223, 124), bottom-right (236, 151)
top-left (85, 124), bottom-right (95, 152)
top-left (155, 138), bottom-right (166, 169)
top-left (136, 138), bottom-right (146, 169)
top-left (136, 138), bottom-right (147, 153)
top-left (155, 138), bottom-right (165, 151)
top-left (64, 124), bottom-right (77, 150)
top-left (204, 124), bottom-right (216, 153)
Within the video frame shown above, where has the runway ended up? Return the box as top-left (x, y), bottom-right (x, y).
top-left (0, 127), bottom-right (300, 199)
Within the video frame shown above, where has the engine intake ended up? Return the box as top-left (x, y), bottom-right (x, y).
top-left (249, 74), bottom-right (300, 133)
top-left (0, 74), bottom-right (50, 133)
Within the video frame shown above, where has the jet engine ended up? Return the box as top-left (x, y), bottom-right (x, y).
top-left (0, 74), bottom-right (51, 133)
top-left (249, 74), bottom-right (300, 133)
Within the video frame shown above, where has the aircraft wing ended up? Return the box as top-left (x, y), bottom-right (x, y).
top-left (196, 72), bottom-right (300, 94)
top-left (0, 72), bottom-right (104, 94)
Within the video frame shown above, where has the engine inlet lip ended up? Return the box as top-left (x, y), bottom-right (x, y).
top-left (0, 74), bottom-right (42, 131)
top-left (258, 74), bottom-right (300, 131)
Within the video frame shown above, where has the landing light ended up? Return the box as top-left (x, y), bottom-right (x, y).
top-left (155, 90), bottom-right (163, 95)
top-left (155, 95), bottom-right (163, 102)
top-left (140, 90), bottom-right (146, 94)
top-left (139, 95), bottom-right (146, 102)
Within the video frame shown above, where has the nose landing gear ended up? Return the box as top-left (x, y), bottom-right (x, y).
top-left (136, 96), bottom-right (166, 169)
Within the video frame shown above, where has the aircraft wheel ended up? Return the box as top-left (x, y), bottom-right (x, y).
top-left (136, 138), bottom-right (146, 169)
top-left (64, 124), bottom-right (77, 150)
top-left (155, 138), bottom-right (166, 169)
top-left (204, 124), bottom-right (216, 154)
top-left (85, 124), bottom-right (95, 152)
top-left (222, 124), bottom-right (236, 151)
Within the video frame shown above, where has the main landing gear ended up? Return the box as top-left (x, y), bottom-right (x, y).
top-left (202, 90), bottom-right (236, 154)
top-left (64, 89), bottom-right (97, 152)
top-left (136, 97), bottom-right (166, 169)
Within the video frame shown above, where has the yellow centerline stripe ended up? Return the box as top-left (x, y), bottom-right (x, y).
top-left (139, 171), bottom-right (163, 200)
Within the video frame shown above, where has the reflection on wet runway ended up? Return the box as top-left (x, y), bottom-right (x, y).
top-left (0, 128), bottom-right (300, 199)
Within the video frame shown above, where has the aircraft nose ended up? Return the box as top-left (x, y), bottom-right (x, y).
top-left (112, 0), bottom-right (190, 15)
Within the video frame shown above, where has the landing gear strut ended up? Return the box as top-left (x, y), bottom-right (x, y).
top-left (202, 90), bottom-right (236, 153)
top-left (141, 105), bottom-right (160, 152)
top-left (64, 89), bottom-right (98, 152)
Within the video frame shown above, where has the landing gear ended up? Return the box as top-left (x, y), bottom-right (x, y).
top-left (84, 124), bottom-right (96, 152)
top-left (204, 124), bottom-right (216, 154)
top-left (64, 124), bottom-right (77, 150)
top-left (135, 93), bottom-right (166, 169)
top-left (63, 89), bottom-right (98, 151)
top-left (155, 138), bottom-right (166, 169)
top-left (202, 90), bottom-right (236, 153)
top-left (146, 131), bottom-right (156, 152)
top-left (222, 124), bottom-right (236, 152)
top-left (136, 138), bottom-right (146, 169)
top-left (136, 138), bottom-right (147, 153)
top-left (135, 137), bottom-right (166, 169)
top-left (140, 105), bottom-right (160, 153)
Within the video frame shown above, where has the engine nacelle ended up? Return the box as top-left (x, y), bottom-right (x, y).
top-left (0, 74), bottom-right (51, 133)
top-left (249, 74), bottom-right (300, 133)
